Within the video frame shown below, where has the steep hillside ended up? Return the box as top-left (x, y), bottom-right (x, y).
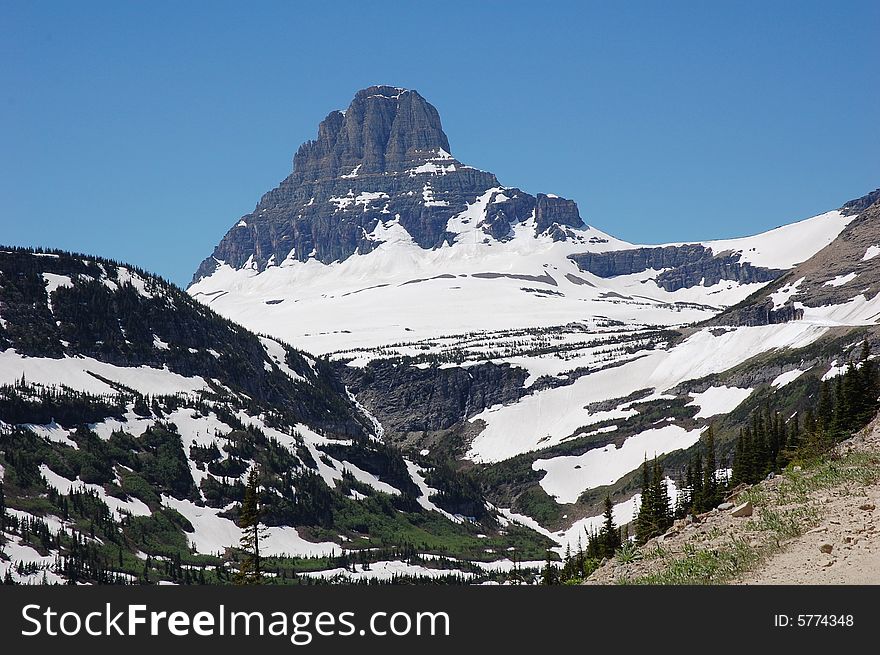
top-left (712, 191), bottom-right (880, 327)
top-left (583, 416), bottom-right (880, 585)
top-left (0, 248), bottom-right (553, 585)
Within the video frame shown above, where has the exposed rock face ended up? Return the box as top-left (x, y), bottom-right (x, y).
top-left (192, 86), bottom-right (586, 284)
top-left (341, 360), bottom-right (529, 434)
top-left (292, 87), bottom-right (450, 179)
top-left (715, 300), bottom-right (804, 327)
top-left (535, 194), bottom-right (583, 234)
top-left (568, 245), bottom-right (783, 292)
top-left (841, 188), bottom-right (880, 216)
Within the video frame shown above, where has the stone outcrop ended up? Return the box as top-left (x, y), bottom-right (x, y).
top-left (340, 360), bottom-right (529, 434)
top-left (568, 245), bottom-right (783, 292)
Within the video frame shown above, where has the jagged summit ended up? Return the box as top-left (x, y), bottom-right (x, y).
top-left (191, 86), bottom-right (586, 283)
top-left (293, 86), bottom-right (452, 179)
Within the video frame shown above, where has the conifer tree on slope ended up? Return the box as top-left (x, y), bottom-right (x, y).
top-left (236, 468), bottom-right (265, 585)
top-left (701, 426), bottom-right (718, 510)
top-left (600, 494), bottom-right (621, 556)
top-left (542, 550), bottom-right (557, 585)
top-left (635, 458), bottom-right (654, 544)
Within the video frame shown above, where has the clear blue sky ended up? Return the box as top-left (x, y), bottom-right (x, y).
top-left (2, 1), bottom-right (878, 286)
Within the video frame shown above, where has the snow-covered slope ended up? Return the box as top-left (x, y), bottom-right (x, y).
top-left (190, 200), bottom-right (852, 356)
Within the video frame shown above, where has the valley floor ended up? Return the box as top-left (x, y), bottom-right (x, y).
top-left (584, 420), bottom-right (880, 585)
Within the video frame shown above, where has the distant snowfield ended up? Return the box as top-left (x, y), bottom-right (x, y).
top-left (466, 321), bottom-right (829, 463)
top-left (189, 203), bottom-right (851, 356)
top-left (699, 210), bottom-right (853, 269)
top-left (162, 496), bottom-right (340, 558)
top-left (40, 464), bottom-right (152, 518)
top-left (499, 476), bottom-right (680, 553)
top-left (771, 369), bottom-right (805, 388)
top-left (800, 292), bottom-right (880, 326)
top-left (825, 272), bottom-right (858, 287)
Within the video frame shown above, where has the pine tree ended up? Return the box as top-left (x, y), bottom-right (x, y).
top-left (676, 462), bottom-right (694, 518)
top-left (235, 468), bottom-right (265, 585)
top-left (635, 458), bottom-right (654, 544)
top-left (653, 458), bottom-right (672, 531)
top-left (691, 451), bottom-right (704, 511)
top-left (787, 411), bottom-right (800, 451)
top-left (859, 340), bottom-right (879, 421)
top-left (817, 380), bottom-right (833, 435)
top-left (701, 426), bottom-right (718, 510)
top-left (599, 495), bottom-right (621, 556)
top-left (731, 430), bottom-right (745, 485)
top-left (541, 550), bottom-right (557, 585)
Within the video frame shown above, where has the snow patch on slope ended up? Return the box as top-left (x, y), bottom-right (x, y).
top-left (771, 369), bottom-right (805, 388)
top-left (687, 386), bottom-right (753, 419)
top-left (532, 425), bottom-right (701, 504)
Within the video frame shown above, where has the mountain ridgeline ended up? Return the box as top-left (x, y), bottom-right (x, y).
top-left (0, 248), bottom-right (363, 435)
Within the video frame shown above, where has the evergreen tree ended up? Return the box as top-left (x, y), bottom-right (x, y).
top-left (731, 430), bottom-right (745, 485)
top-left (541, 550), bottom-right (557, 585)
top-left (701, 426), bottom-right (718, 510)
top-left (653, 457), bottom-right (672, 531)
top-left (817, 379), bottom-right (834, 435)
top-left (235, 468), bottom-right (265, 585)
top-left (635, 458), bottom-right (655, 544)
top-left (787, 411), bottom-right (800, 451)
top-left (691, 451), bottom-right (703, 511)
top-left (599, 495), bottom-right (621, 556)
top-left (636, 457), bottom-right (672, 543)
top-left (859, 340), bottom-right (879, 421)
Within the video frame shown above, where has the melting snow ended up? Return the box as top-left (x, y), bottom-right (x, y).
top-left (862, 245), bottom-right (880, 261)
top-left (769, 277), bottom-right (805, 310)
top-left (0, 349), bottom-right (210, 396)
top-left (771, 369), bottom-right (805, 388)
top-left (260, 336), bottom-right (306, 383)
top-left (40, 465), bottom-right (151, 518)
top-left (687, 385), bottom-right (752, 419)
top-left (825, 272), bottom-right (858, 287)
top-left (532, 425), bottom-right (702, 503)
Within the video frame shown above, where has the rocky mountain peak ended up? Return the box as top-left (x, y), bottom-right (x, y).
top-left (192, 86), bottom-right (587, 284)
top-left (292, 86), bottom-right (451, 180)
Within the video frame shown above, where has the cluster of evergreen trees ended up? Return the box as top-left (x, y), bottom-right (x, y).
top-left (733, 340), bottom-right (879, 483)
top-left (634, 457), bottom-right (675, 544)
top-left (544, 494), bottom-right (624, 584)
top-left (634, 427), bottom-right (728, 545)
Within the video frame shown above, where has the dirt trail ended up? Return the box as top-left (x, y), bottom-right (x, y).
top-left (585, 421), bottom-right (880, 585)
top-left (737, 437), bottom-right (880, 585)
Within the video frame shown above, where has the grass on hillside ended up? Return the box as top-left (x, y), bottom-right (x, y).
top-left (615, 448), bottom-right (880, 585)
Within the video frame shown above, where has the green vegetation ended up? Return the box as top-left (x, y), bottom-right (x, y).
top-left (622, 447), bottom-right (880, 585)
top-left (732, 339), bottom-right (879, 483)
